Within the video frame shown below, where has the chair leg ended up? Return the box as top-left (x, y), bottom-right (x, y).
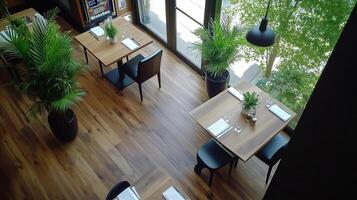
top-left (157, 73), bottom-right (161, 88)
top-left (194, 157), bottom-right (204, 175)
top-left (138, 84), bottom-right (143, 102)
top-left (235, 158), bottom-right (239, 168)
top-left (194, 164), bottom-right (203, 175)
top-left (209, 170), bottom-right (214, 187)
top-left (266, 165), bottom-right (273, 184)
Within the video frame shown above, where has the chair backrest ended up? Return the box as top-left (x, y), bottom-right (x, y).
top-left (106, 181), bottom-right (131, 200)
top-left (137, 49), bottom-right (163, 83)
top-left (270, 143), bottom-right (288, 164)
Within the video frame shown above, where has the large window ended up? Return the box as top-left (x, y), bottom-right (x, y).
top-left (176, 0), bottom-right (205, 68)
top-left (221, 0), bottom-right (356, 127)
top-left (138, 0), bottom-right (167, 42)
top-left (136, 0), bottom-right (206, 70)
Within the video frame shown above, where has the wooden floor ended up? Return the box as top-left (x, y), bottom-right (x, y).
top-left (0, 17), bottom-right (273, 200)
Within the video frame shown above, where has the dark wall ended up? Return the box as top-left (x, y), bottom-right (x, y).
top-left (6, 0), bottom-right (56, 14)
top-left (24, 0), bottom-right (56, 14)
top-left (264, 5), bottom-right (357, 200)
top-left (6, 0), bottom-right (25, 9)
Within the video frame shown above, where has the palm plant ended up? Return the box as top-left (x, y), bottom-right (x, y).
top-left (243, 91), bottom-right (260, 110)
top-left (0, 9), bottom-right (86, 117)
top-left (193, 17), bottom-right (243, 78)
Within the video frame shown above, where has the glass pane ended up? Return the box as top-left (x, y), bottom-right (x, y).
top-left (139, 0), bottom-right (167, 42)
top-left (176, 10), bottom-right (202, 68)
top-left (176, 0), bottom-right (205, 25)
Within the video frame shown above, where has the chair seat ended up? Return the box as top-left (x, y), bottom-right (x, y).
top-left (256, 133), bottom-right (288, 164)
top-left (123, 54), bottom-right (145, 78)
top-left (198, 139), bottom-right (234, 169)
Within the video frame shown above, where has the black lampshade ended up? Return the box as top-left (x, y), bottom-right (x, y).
top-left (246, 18), bottom-right (275, 47)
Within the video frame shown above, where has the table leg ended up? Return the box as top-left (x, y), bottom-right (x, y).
top-left (103, 58), bottom-right (134, 90)
top-left (99, 61), bottom-right (104, 77)
top-left (117, 60), bottom-right (124, 88)
top-left (83, 46), bottom-right (88, 64)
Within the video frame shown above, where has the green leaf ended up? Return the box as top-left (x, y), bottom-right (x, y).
top-left (51, 89), bottom-right (86, 113)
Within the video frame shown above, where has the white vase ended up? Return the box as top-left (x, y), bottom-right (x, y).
top-left (241, 107), bottom-right (256, 118)
top-left (108, 36), bottom-right (118, 44)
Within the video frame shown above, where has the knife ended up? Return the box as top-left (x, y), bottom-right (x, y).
top-left (129, 36), bottom-right (140, 46)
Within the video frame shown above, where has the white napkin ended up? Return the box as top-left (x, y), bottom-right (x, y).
top-left (116, 187), bottom-right (140, 200)
top-left (228, 87), bottom-right (244, 101)
top-left (90, 26), bottom-right (105, 37)
top-left (207, 118), bottom-right (231, 137)
top-left (162, 186), bottom-right (185, 200)
top-left (269, 104), bottom-right (291, 122)
top-left (121, 38), bottom-right (139, 50)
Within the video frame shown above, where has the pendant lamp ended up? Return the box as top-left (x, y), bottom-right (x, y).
top-left (246, 0), bottom-right (275, 47)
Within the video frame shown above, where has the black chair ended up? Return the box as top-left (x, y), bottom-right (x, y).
top-left (123, 49), bottom-right (163, 102)
top-left (106, 181), bottom-right (131, 200)
top-left (194, 139), bottom-right (238, 187)
top-left (255, 133), bottom-right (289, 184)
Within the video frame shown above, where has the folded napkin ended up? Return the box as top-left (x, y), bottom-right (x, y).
top-left (116, 187), bottom-right (140, 200)
top-left (207, 118), bottom-right (231, 137)
top-left (162, 186), bottom-right (185, 200)
top-left (90, 26), bottom-right (105, 37)
top-left (269, 104), bottom-right (291, 122)
top-left (228, 87), bottom-right (244, 101)
top-left (121, 38), bottom-right (139, 50)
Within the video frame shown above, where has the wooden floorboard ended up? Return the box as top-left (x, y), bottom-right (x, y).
top-left (0, 17), bottom-right (271, 200)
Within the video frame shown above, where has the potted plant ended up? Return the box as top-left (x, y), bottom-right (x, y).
top-left (242, 91), bottom-right (259, 117)
top-left (194, 18), bottom-right (242, 98)
top-left (105, 22), bottom-right (118, 44)
top-left (0, 9), bottom-right (86, 142)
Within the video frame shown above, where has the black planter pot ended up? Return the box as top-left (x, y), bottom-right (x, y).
top-left (48, 109), bottom-right (78, 142)
top-left (205, 70), bottom-right (230, 98)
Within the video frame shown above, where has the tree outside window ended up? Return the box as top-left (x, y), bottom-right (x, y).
top-left (223, 0), bottom-right (356, 127)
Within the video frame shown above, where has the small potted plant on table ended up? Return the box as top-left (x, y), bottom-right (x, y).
top-left (105, 22), bottom-right (118, 44)
top-left (242, 91), bottom-right (260, 118)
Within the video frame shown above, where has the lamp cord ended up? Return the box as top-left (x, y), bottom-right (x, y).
top-left (264, 0), bottom-right (272, 19)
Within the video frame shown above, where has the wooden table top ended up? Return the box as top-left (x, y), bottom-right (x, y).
top-left (190, 81), bottom-right (296, 162)
top-left (74, 17), bottom-right (153, 66)
top-left (0, 8), bottom-right (37, 30)
top-left (132, 168), bottom-right (190, 200)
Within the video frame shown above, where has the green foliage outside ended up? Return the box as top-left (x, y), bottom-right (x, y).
top-left (193, 18), bottom-right (244, 78)
top-left (0, 9), bottom-right (86, 116)
top-left (105, 22), bottom-right (118, 39)
top-left (243, 91), bottom-right (259, 109)
top-left (223, 0), bottom-right (356, 127)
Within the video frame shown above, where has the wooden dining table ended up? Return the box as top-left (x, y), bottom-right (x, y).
top-left (190, 81), bottom-right (296, 162)
top-left (74, 17), bottom-right (153, 89)
top-left (129, 168), bottom-right (190, 200)
top-left (0, 8), bottom-right (38, 84)
top-left (0, 8), bottom-right (37, 30)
